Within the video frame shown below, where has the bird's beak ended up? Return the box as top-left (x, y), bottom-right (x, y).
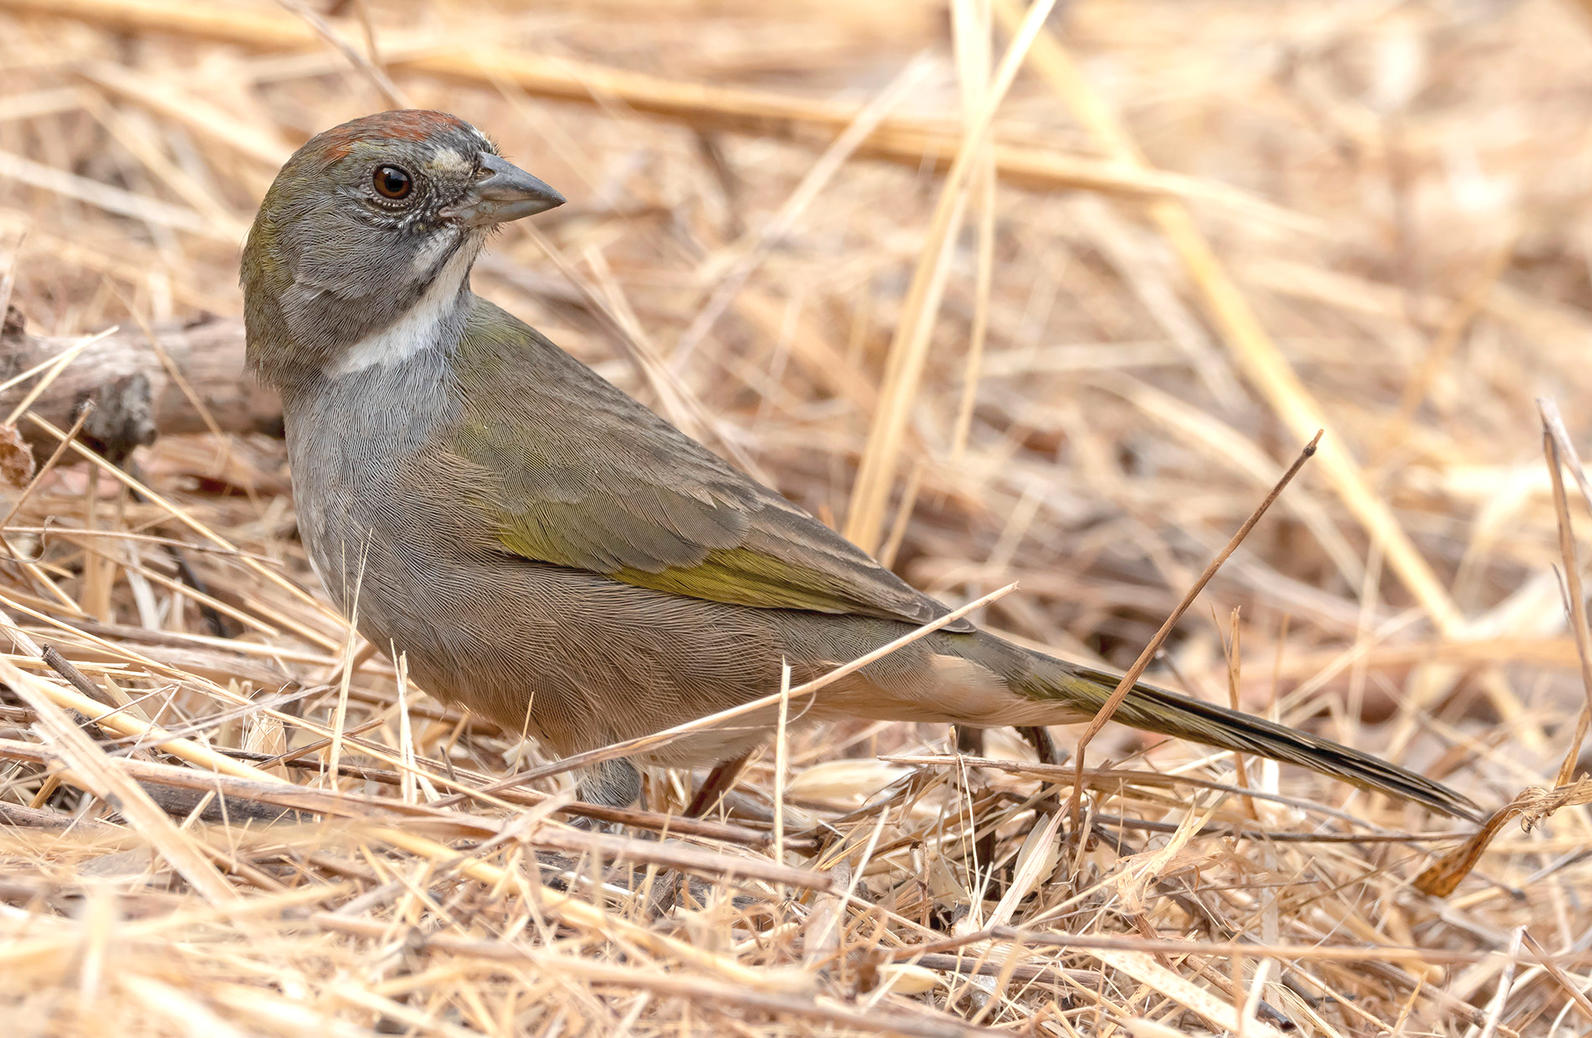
top-left (447, 153), bottom-right (565, 227)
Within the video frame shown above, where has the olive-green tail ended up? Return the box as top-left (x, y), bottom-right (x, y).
top-left (1032, 659), bottom-right (1481, 821)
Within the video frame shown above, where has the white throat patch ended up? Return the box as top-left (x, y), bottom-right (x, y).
top-left (328, 234), bottom-right (476, 376)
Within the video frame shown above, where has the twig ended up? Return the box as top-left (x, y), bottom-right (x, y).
top-left (1540, 399), bottom-right (1592, 786)
top-left (39, 643), bottom-right (114, 706)
top-left (1066, 432), bottom-right (1320, 828)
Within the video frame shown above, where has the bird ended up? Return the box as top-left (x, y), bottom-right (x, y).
top-left (240, 110), bottom-right (1479, 821)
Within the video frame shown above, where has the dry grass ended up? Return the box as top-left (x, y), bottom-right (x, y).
top-left (1, 0), bottom-right (1591, 1033)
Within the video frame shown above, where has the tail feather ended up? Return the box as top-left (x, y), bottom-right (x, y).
top-left (1048, 662), bottom-right (1481, 821)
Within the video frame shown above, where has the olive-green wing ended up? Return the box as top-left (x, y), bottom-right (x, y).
top-left (447, 302), bottom-right (970, 631)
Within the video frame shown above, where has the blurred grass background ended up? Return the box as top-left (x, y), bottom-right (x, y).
top-left (1, 0), bottom-right (1591, 1034)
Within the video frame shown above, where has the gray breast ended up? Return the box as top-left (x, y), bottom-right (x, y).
top-left (283, 347), bottom-right (464, 631)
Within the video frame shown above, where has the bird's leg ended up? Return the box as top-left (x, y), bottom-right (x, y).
top-left (1020, 726), bottom-right (1065, 766)
top-left (954, 727), bottom-right (1066, 891)
top-left (686, 752), bottom-right (751, 817)
top-left (631, 752), bottom-right (750, 918)
top-left (1018, 725), bottom-right (1065, 816)
top-left (556, 756), bottom-right (728, 917)
top-left (574, 757), bottom-right (641, 811)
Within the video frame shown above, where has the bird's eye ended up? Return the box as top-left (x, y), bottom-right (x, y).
top-left (372, 165), bottom-right (413, 200)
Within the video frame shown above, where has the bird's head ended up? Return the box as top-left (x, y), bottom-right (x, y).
top-left (241, 110), bottom-right (564, 387)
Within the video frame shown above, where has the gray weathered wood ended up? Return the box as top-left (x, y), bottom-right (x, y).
top-left (0, 308), bottom-right (279, 461)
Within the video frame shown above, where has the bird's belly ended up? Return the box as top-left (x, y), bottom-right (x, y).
top-left (282, 389), bottom-right (946, 767)
top-left (295, 487), bottom-right (798, 762)
top-left (397, 563), bottom-right (805, 760)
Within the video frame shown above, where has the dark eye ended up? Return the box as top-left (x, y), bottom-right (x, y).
top-left (373, 165), bottom-right (412, 199)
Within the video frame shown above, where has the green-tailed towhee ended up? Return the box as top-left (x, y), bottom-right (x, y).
top-left (241, 110), bottom-right (1478, 819)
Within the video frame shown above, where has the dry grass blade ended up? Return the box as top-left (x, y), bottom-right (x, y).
top-left (991, 0), bottom-right (1464, 637)
top-left (1540, 398), bottom-right (1592, 786)
top-left (1080, 948), bottom-right (1289, 1038)
top-left (845, 0), bottom-right (1056, 552)
top-left (1067, 433), bottom-right (1319, 823)
top-left (0, 653), bottom-right (238, 904)
top-left (1415, 780), bottom-right (1592, 898)
top-left (0, 0), bottom-right (1297, 217)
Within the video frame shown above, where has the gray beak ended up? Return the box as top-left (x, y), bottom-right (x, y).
top-left (447, 152), bottom-right (565, 227)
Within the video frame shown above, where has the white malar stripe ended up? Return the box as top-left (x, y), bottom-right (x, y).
top-left (330, 237), bottom-right (475, 376)
top-left (410, 228), bottom-right (454, 273)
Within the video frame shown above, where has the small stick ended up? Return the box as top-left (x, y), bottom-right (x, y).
top-left (6, 608), bottom-right (116, 710)
top-left (1539, 399), bottom-right (1592, 787)
top-left (40, 643), bottom-right (114, 707)
top-left (684, 753), bottom-right (751, 818)
top-left (1066, 432), bottom-right (1321, 829)
top-left (1541, 397), bottom-right (1592, 516)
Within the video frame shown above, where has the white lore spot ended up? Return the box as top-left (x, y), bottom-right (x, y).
top-left (328, 235), bottom-right (475, 376)
top-left (429, 148), bottom-right (471, 173)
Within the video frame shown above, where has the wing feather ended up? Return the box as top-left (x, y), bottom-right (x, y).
top-left (446, 302), bottom-right (971, 631)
